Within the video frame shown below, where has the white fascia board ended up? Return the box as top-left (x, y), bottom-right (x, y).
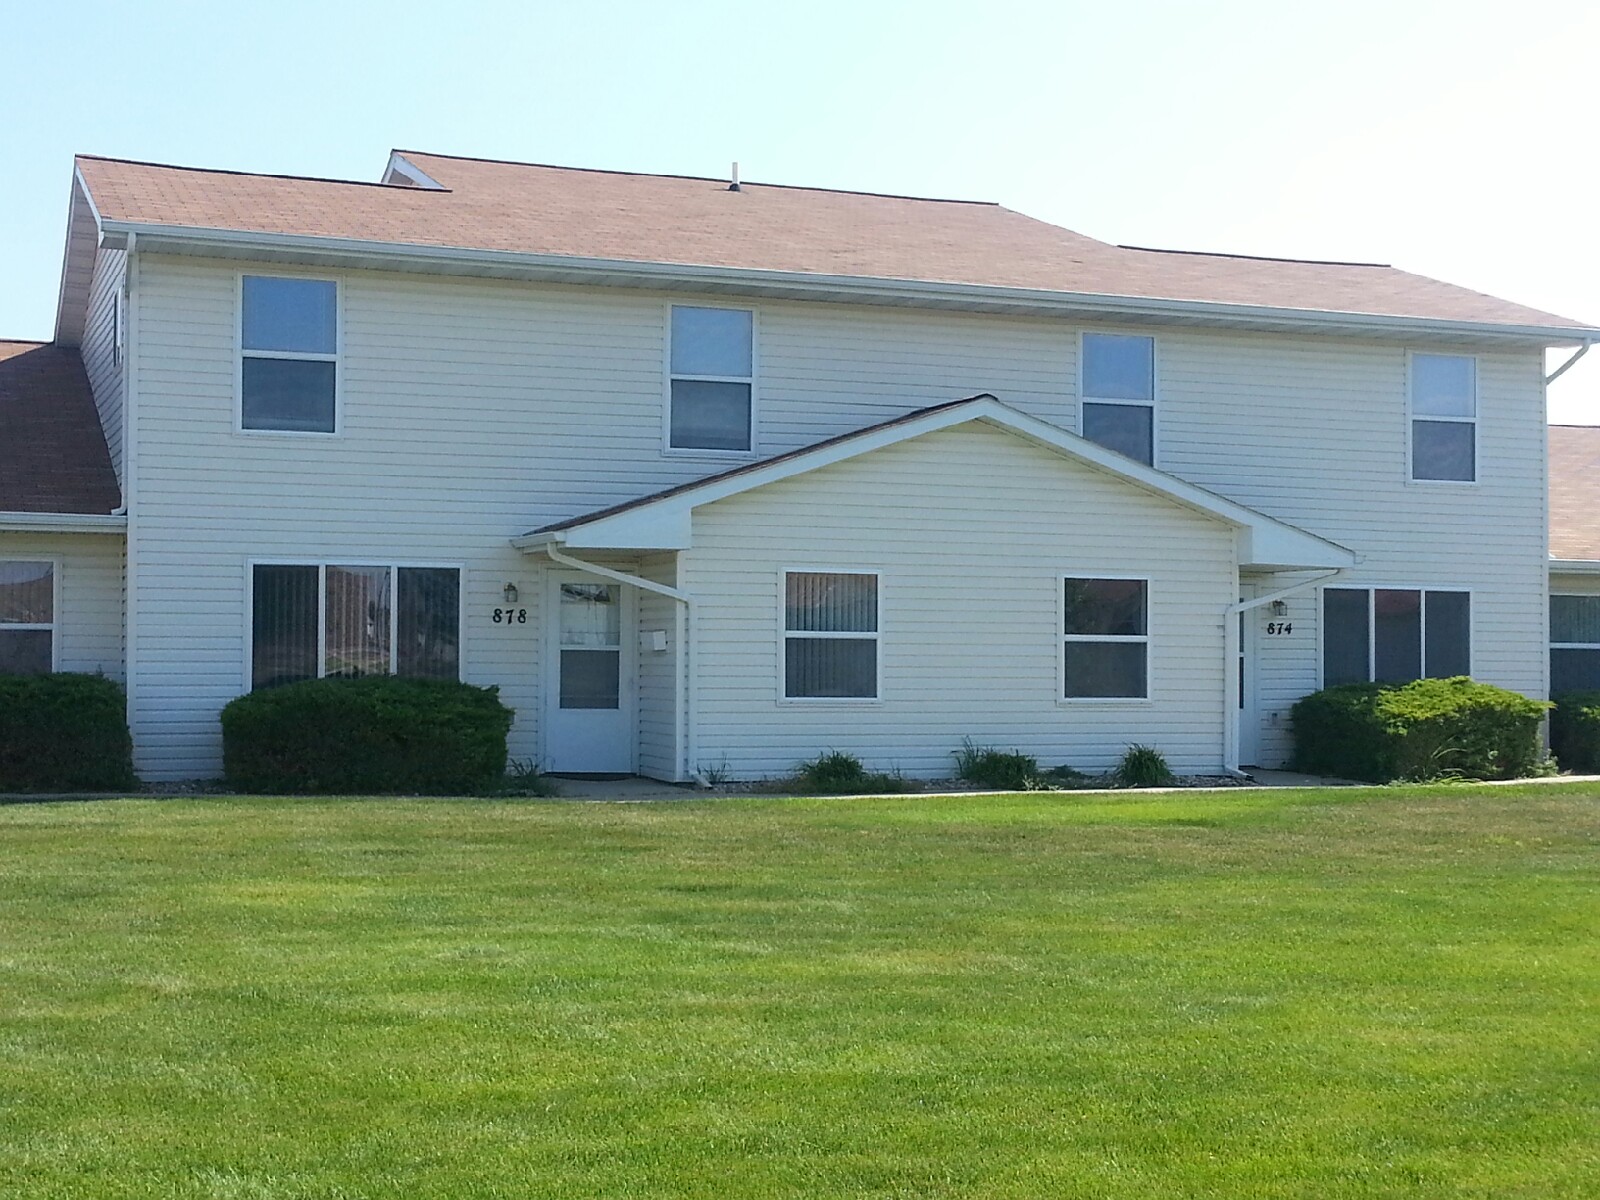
top-left (97, 221), bottom-right (1600, 346)
top-left (52, 168), bottom-right (105, 346)
top-left (0, 511), bottom-right (127, 534)
top-left (516, 398), bottom-right (1356, 570)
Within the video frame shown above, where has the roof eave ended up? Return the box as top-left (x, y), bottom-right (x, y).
top-left (96, 220), bottom-right (1600, 346)
top-left (1549, 557), bottom-right (1600, 574)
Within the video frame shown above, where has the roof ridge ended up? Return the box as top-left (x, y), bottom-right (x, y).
top-left (1118, 244), bottom-right (1392, 269)
top-left (75, 154), bottom-right (447, 194)
top-left (393, 149), bottom-right (999, 206)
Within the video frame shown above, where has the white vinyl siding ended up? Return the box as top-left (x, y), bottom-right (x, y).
top-left (80, 247), bottom-right (128, 485)
top-left (683, 422), bottom-right (1236, 778)
top-left (634, 553), bottom-right (681, 780)
top-left (123, 254), bottom-right (1547, 778)
top-left (0, 533), bottom-right (124, 679)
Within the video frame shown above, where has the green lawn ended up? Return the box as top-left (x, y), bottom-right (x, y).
top-left (1, 786), bottom-right (1596, 1198)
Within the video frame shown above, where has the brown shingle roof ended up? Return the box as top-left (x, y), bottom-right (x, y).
top-left (0, 341), bottom-right (120, 515)
top-left (1550, 425), bottom-right (1600, 561)
top-left (73, 151), bottom-right (1596, 333)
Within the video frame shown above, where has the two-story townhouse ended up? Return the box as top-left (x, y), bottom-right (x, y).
top-left (3, 150), bottom-right (1595, 783)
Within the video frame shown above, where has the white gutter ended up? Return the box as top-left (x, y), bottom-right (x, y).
top-left (1546, 339), bottom-right (1593, 384)
top-left (99, 220), bottom-right (1600, 346)
top-left (1549, 558), bottom-right (1600, 575)
top-left (0, 511), bottom-right (127, 533)
top-left (1224, 569), bottom-right (1345, 777)
top-left (542, 541), bottom-right (702, 785)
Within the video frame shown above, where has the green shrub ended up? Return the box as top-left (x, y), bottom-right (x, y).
top-left (0, 672), bottom-right (136, 793)
top-left (1550, 691), bottom-right (1600, 773)
top-left (221, 676), bottom-right (514, 795)
top-left (952, 739), bottom-right (1040, 790)
top-left (1114, 744), bottom-right (1174, 788)
top-left (1292, 677), bottom-right (1547, 784)
top-left (794, 750), bottom-right (908, 795)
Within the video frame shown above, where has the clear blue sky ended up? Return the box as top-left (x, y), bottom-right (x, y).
top-left (4, 0), bottom-right (1597, 419)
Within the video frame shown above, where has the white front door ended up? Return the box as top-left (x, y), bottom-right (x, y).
top-left (546, 573), bottom-right (634, 773)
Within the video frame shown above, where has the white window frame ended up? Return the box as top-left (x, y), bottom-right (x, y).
top-left (1317, 584), bottom-right (1474, 688)
top-left (1077, 330), bottom-right (1159, 468)
top-left (236, 272), bottom-right (344, 438)
top-left (1058, 572), bottom-right (1152, 705)
top-left (1406, 350), bottom-right (1478, 485)
top-left (0, 558), bottom-right (61, 673)
top-left (663, 301), bottom-right (759, 458)
top-left (777, 567), bottom-right (883, 705)
top-left (1549, 593), bottom-right (1600, 691)
top-left (243, 559), bottom-right (466, 691)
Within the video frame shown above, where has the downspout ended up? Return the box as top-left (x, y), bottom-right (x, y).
top-left (1224, 568), bottom-right (1345, 778)
top-left (543, 541), bottom-right (704, 785)
top-left (1546, 339), bottom-right (1592, 386)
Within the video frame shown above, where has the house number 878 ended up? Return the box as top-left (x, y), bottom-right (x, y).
top-left (492, 608), bottom-right (528, 624)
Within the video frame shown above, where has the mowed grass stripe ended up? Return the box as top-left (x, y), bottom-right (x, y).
top-left (0, 785), bottom-right (1595, 1198)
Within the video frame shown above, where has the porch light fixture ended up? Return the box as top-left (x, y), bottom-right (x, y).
top-left (1270, 599), bottom-right (1289, 617)
top-left (503, 583), bottom-right (519, 604)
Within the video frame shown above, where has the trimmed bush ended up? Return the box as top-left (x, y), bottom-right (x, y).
top-left (1550, 691), bottom-right (1600, 774)
top-left (952, 739), bottom-right (1040, 790)
top-left (0, 672), bottom-right (136, 793)
top-left (1292, 677), bottom-right (1547, 783)
top-left (221, 676), bottom-right (514, 794)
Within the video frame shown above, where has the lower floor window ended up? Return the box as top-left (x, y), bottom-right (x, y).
top-left (1323, 586), bottom-right (1470, 686)
top-left (784, 571), bottom-right (878, 699)
top-left (1551, 594), bottom-right (1600, 693)
top-left (0, 560), bottom-right (54, 675)
top-left (251, 563), bottom-right (461, 689)
top-left (1063, 577), bottom-right (1148, 698)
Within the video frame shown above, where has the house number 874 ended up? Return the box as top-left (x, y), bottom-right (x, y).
top-left (492, 608), bottom-right (528, 624)
top-left (1265, 621), bottom-right (1293, 635)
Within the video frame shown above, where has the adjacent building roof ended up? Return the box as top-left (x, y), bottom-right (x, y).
top-left (1550, 424), bottom-right (1600, 562)
top-left (70, 151), bottom-right (1596, 336)
top-left (0, 341), bottom-right (120, 515)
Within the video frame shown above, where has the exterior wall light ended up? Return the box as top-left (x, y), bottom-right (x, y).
top-left (503, 583), bottom-right (519, 604)
top-left (1270, 599), bottom-right (1289, 617)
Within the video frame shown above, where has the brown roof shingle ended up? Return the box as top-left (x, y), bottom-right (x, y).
top-left (1550, 425), bottom-right (1600, 561)
top-left (0, 341), bottom-right (121, 515)
top-left (73, 151), bottom-right (1596, 333)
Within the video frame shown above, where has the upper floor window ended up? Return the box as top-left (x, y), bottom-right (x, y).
top-left (0, 561), bottom-right (54, 676)
top-left (1323, 586), bottom-right (1470, 686)
top-left (241, 276), bottom-right (338, 434)
top-left (1410, 353), bottom-right (1476, 482)
top-left (669, 305), bottom-right (754, 452)
top-left (1081, 333), bottom-right (1155, 465)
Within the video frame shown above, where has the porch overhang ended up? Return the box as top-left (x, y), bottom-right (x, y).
top-left (510, 396), bottom-right (1358, 572)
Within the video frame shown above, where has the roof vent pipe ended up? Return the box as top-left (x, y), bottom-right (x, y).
top-left (729, 162), bottom-right (740, 192)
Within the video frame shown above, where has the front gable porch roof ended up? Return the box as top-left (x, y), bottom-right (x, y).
top-left (512, 396), bottom-right (1357, 572)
